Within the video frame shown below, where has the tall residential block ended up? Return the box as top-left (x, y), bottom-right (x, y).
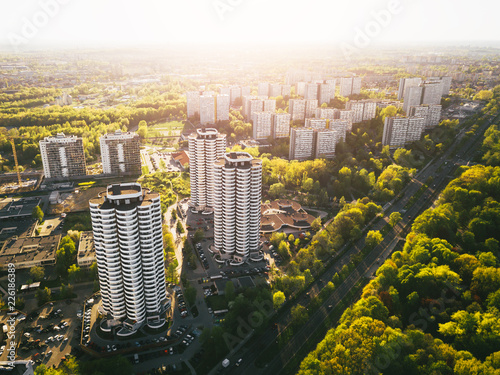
top-left (213, 152), bottom-right (262, 264)
top-left (403, 85), bottom-right (424, 113)
top-left (39, 133), bottom-right (86, 179)
top-left (258, 82), bottom-right (270, 96)
top-left (89, 183), bottom-right (168, 332)
top-left (329, 119), bottom-right (349, 143)
top-left (272, 113), bottom-right (291, 139)
top-left (289, 128), bottom-right (315, 160)
top-left (253, 112), bottom-right (274, 140)
top-left (398, 77), bottom-right (422, 100)
top-left (340, 77), bottom-right (361, 97)
top-left (305, 83), bottom-right (319, 100)
top-left (269, 84), bottom-right (282, 98)
top-left (188, 128), bottom-right (226, 209)
top-left (281, 84), bottom-right (291, 97)
top-left (382, 116), bottom-right (425, 148)
top-left (421, 81), bottom-right (443, 106)
top-left (305, 118), bottom-right (327, 130)
top-left (316, 107), bottom-right (339, 120)
top-left (346, 100), bottom-right (377, 123)
top-left (186, 91), bottom-right (200, 118)
top-left (315, 130), bottom-right (337, 159)
top-left (230, 86), bottom-right (242, 105)
top-left (289, 99), bottom-right (306, 122)
top-left (216, 94), bottom-right (230, 121)
top-left (219, 87), bottom-right (231, 96)
top-left (409, 105), bottom-right (441, 129)
top-left (100, 130), bottom-right (141, 176)
top-left (296, 82), bottom-right (306, 97)
top-left (339, 110), bottom-right (354, 132)
top-left (305, 99), bottom-right (318, 118)
top-left (200, 94), bottom-right (216, 125)
top-left (263, 99), bottom-right (276, 113)
top-left (318, 83), bottom-right (334, 105)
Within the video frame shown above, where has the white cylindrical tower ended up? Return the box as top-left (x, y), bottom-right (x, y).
top-left (188, 128), bottom-right (226, 209)
top-left (89, 183), bottom-right (167, 330)
top-left (213, 152), bottom-right (262, 263)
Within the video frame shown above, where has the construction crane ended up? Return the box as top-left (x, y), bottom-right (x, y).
top-left (10, 138), bottom-right (22, 186)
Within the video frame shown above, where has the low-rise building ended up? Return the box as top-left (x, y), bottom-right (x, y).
top-left (0, 234), bottom-right (61, 270)
top-left (77, 231), bottom-right (95, 269)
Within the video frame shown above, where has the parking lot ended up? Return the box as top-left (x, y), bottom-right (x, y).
top-left (0, 299), bottom-right (85, 368)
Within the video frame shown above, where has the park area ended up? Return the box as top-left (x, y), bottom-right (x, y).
top-left (147, 120), bottom-right (190, 138)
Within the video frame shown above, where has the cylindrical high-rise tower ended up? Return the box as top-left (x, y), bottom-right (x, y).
top-left (89, 183), bottom-right (167, 331)
top-left (213, 152), bottom-right (262, 264)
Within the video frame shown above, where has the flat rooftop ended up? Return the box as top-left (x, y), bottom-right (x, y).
top-left (0, 234), bottom-right (61, 269)
top-left (108, 184), bottom-right (142, 196)
top-left (78, 231), bottom-right (95, 259)
top-left (0, 197), bottom-right (42, 219)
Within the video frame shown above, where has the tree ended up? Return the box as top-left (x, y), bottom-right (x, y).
top-left (184, 285), bottom-right (197, 306)
top-left (137, 120), bottom-right (148, 138)
top-left (29, 266), bottom-right (45, 281)
top-left (278, 240), bottom-right (291, 260)
top-left (35, 287), bottom-right (51, 306)
top-left (389, 212), bottom-right (402, 227)
top-left (273, 291), bottom-right (286, 309)
top-left (291, 304), bottom-right (309, 326)
top-left (193, 228), bottom-right (204, 244)
top-left (301, 177), bottom-right (314, 192)
top-left (269, 183), bottom-right (285, 198)
top-left (176, 220), bottom-right (184, 233)
top-left (171, 209), bottom-right (177, 221)
top-left (56, 236), bottom-right (76, 278)
top-left (365, 230), bottom-right (383, 248)
top-left (32, 205), bottom-right (44, 223)
top-left (288, 234), bottom-right (295, 243)
top-left (225, 281), bottom-right (236, 302)
top-left (311, 217), bottom-right (322, 232)
top-left (68, 264), bottom-right (82, 283)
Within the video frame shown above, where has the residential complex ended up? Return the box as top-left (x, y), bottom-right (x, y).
top-left (289, 127), bottom-right (341, 160)
top-left (100, 130), bottom-right (141, 176)
top-left (339, 109), bottom-right (354, 131)
top-left (397, 77), bottom-right (422, 100)
top-left (89, 183), bottom-right (168, 333)
top-left (339, 77), bottom-right (361, 96)
top-left (346, 100), bottom-right (377, 123)
top-left (408, 104), bottom-right (442, 129)
top-left (188, 128), bottom-right (227, 210)
top-left (305, 118), bottom-right (328, 130)
top-left (316, 107), bottom-right (339, 120)
top-left (272, 113), bottom-right (291, 138)
top-left (39, 133), bottom-right (86, 179)
top-left (382, 116), bottom-right (426, 148)
top-left (212, 152), bottom-right (263, 265)
top-left (187, 91), bottom-right (230, 124)
top-left (200, 94), bottom-right (215, 125)
top-left (289, 99), bottom-right (306, 122)
top-left (186, 91), bottom-right (200, 118)
top-left (289, 128), bottom-right (315, 160)
top-left (216, 94), bottom-right (230, 121)
top-left (253, 111), bottom-right (274, 140)
top-left (315, 129), bottom-right (337, 159)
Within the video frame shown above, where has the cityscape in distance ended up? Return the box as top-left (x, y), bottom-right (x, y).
top-left (0, 1), bottom-right (499, 375)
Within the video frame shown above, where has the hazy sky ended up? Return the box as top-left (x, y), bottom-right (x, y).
top-left (0, 0), bottom-right (498, 50)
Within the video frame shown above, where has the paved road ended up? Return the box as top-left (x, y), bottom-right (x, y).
top-left (228, 114), bottom-right (497, 375)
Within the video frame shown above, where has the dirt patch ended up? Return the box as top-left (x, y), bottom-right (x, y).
top-left (49, 187), bottom-right (103, 214)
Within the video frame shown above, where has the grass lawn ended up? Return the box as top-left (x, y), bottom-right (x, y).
top-left (148, 120), bottom-right (186, 137)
